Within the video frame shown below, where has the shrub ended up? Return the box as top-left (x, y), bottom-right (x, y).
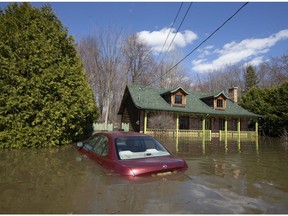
top-left (0, 3), bottom-right (98, 148)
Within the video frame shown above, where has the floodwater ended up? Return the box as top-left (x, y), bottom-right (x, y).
top-left (0, 137), bottom-right (287, 214)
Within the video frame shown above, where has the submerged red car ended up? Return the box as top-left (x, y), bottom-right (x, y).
top-left (76, 132), bottom-right (187, 177)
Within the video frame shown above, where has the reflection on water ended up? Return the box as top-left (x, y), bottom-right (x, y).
top-left (0, 137), bottom-right (287, 213)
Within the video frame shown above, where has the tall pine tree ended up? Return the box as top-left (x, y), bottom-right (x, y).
top-left (245, 65), bottom-right (258, 91)
top-left (0, 3), bottom-right (98, 148)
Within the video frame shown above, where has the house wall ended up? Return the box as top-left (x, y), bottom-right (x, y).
top-left (189, 116), bottom-right (202, 130)
top-left (211, 117), bottom-right (220, 132)
top-left (121, 94), bottom-right (140, 132)
top-left (241, 119), bottom-right (248, 130)
top-left (227, 118), bottom-right (237, 130)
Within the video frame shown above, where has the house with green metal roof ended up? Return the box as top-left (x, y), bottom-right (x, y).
top-left (118, 85), bottom-right (260, 141)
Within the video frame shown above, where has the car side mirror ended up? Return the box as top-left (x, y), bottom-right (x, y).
top-left (77, 142), bottom-right (84, 148)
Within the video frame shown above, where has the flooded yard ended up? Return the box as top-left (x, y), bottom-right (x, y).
top-left (0, 137), bottom-right (287, 213)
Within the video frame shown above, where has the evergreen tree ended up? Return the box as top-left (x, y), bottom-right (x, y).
top-left (245, 65), bottom-right (257, 91)
top-left (240, 82), bottom-right (288, 137)
top-left (0, 3), bottom-right (98, 148)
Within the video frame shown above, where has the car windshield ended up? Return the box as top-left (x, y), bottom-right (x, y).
top-left (115, 136), bottom-right (170, 160)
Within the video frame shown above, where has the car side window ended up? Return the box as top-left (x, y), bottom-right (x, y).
top-left (84, 135), bottom-right (101, 150)
top-left (93, 136), bottom-right (109, 156)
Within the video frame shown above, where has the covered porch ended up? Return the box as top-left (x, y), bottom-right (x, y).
top-left (141, 110), bottom-right (259, 142)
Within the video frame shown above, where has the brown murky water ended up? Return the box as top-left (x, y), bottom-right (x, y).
top-left (0, 137), bottom-right (287, 213)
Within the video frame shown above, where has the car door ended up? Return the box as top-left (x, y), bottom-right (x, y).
top-left (91, 135), bottom-right (112, 167)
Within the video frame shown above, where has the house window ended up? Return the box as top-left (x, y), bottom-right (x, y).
top-left (219, 118), bottom-right (225, 130)
top-left (216, 99), bottom-right (223, 108)
top-left (175, 95), bottom-right (183, 104)
top-left (179, 116), bottom-right (189, 129)
top-left (205, 118), bottom-right (211, 130)
top-left (232, 119), bottom-right (237, 131)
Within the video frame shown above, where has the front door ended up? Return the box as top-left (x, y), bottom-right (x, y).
top-left (179, 116), bottom-right (189, 129)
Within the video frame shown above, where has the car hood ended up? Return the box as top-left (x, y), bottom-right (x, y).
top-left (117, 156), bottom-right (187, 176)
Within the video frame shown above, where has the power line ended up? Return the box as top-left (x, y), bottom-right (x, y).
top-left (153, 2), bottom-right (184, 65)
top-left (147, 2), bottom-right (249, 87)
top-left (152, 2), bottom-right (193, 74)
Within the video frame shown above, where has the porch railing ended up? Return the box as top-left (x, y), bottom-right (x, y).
top-left (219, 130), bottom-right (256, 141)
top-left (146, 129), bottom-right (211, 141)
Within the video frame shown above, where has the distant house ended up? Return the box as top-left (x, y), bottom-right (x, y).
top-left (118, 85), bottom-right (261, 141)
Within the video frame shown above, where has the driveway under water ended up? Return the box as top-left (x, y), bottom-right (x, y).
top-left (0, 137), bottom-right (287, 213)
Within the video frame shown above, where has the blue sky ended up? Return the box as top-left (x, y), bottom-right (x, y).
top-left (1, 1), bottom-right (288, 74)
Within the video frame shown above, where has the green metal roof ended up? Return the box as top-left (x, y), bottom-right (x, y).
top-left (124, 85), bottom-right (260, 118)
top-left (200, 90), bottom-right (228, 99)
top-left (161, 86), bottom-right (190, 95)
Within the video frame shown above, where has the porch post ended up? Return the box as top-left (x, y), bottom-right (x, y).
top-left (144, 110), bottom-right (147, 134)
top-left (224, 117), bottom-right (228, 143)
top-left (255, 118), bottom-right (259, 138)
top-left (237, 117), bottom-right (241, 142)
top-left (255, 118), bottom-right (259, 147)
top-left (176, 113), bottom-right (179, 152)
top-left (255, 117), bottom-right (259, 154)
top-left (202, 116), bottom-right (206, 142)
top-left (176, 113), bottom-right (179, 139)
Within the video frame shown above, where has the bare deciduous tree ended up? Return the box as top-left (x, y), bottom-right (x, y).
top-left (122, 34), bottom-right (154, 85)
top-left (77, 36), bottom-right (105, 118)
top-left (78, 26), bottom-right (125, 128)
top-left (155, 49), bottom-right (191, 89)
top-left (148, 111), bottom-right (175, 129)
top-left (190, 64), bottom-right (245, 95)
top-left (258, 54), bottom-right (288, 88)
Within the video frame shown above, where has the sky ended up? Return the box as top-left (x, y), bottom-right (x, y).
top-left (1, 1), bottom-right (288, 75)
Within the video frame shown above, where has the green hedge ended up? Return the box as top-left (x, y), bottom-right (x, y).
top-left (0, 3), bottom-right (98, 148)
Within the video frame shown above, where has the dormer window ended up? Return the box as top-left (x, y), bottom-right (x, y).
top-left (201, 91), bottom-right (228, 110)
top-left (215, 97), bottom-right (226, 110)
top-left (216, 99), bottom-right (223, 108)
top-left (175, 95), bottom-right (183, 104)
top-left (161, 87), bottom-right (189, 108)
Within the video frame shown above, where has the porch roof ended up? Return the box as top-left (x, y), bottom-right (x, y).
top-left (120, 85), bottom-right (261, 118)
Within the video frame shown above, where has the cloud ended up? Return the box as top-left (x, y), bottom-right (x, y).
top-left (192, 29), bottom-right (288, 73)
top-left (197, 45), bottom-right (214, 58)
top-left (245, 56), bottom-right (265, 67)
top-left (137, 27), bottom-right (198, 53)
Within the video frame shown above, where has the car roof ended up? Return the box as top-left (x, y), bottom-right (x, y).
top-left (93, 131), bottom-right (150, 139)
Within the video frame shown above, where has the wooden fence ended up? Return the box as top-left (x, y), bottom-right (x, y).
top-left (93, 123), bottom-right (129, 132)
